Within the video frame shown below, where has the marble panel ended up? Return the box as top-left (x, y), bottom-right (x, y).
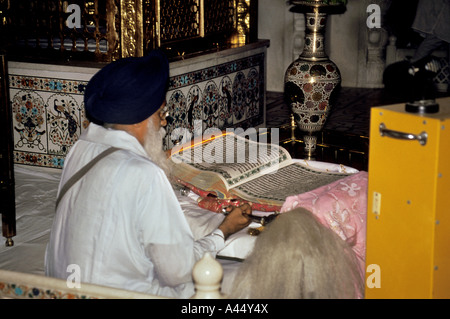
top-left (8, 43), bottom-right (267, 168)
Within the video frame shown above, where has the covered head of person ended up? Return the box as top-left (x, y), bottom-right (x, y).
top-left (84, 50), bottom-right (169, 125)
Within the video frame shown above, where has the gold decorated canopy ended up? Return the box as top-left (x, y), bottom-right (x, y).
top-left (0, 0), bottom-right (257, 63)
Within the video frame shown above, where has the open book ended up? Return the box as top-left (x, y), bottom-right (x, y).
top-left (169, 132), bottom-right (351, 207)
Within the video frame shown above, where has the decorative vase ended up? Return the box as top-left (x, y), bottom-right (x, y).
top-left (284, 1), bottom-right (344, 159)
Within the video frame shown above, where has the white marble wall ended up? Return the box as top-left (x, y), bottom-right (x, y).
top-left (259, 0), bottom-right (391, 91)
top-left (165, 43), bottom-right (268, 148)
top-left (8, 42), bottom-right (268, 168)
top-left (8, 63), bottom-right (95, 168)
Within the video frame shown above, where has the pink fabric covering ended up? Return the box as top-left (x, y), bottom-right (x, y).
top-left (281, 171), bottom-right (368, 276)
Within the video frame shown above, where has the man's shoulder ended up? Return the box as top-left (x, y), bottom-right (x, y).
top-left (113, 149), bottom-right (157, 169)
top-left (112, 149), bottom-right (168, 179)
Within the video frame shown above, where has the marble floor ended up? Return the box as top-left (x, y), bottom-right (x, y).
top-left (266, 87), bottom-right (450, 170)
top-left (267, 87), bottom-right (411, 136)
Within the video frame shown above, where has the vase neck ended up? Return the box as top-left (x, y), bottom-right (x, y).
top-left (300, 12), bottom-right (329, 61)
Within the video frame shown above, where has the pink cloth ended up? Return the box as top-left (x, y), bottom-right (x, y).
top-left (281, 171), bottom-right (368, 276)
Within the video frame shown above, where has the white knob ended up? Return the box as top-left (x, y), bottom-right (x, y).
top-left (191, 253), bottom-right (224, 299)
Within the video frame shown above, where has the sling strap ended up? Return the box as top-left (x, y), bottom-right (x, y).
top-left (55, 147), bottom-right (120, 209)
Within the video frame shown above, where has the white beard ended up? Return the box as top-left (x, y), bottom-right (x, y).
top-left (143, 121), bottom-right (171, 177)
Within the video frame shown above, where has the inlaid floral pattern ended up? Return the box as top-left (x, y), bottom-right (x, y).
top-left (9, 53), bottom-right (265, 167)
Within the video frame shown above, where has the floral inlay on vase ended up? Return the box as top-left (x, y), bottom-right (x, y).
top-left (284, 0), bottom-right (346, 159)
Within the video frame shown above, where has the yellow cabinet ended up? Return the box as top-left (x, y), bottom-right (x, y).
top-left (365, 97), bottom-right (450, 299)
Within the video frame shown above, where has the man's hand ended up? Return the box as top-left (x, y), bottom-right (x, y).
top-left (218, 203), bottom-right (252, 240)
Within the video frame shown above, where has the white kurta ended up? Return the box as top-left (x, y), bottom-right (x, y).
top-left (45, 123), bottom-right (225, 298)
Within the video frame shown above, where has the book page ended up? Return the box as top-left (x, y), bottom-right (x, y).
top-left (231, 162), bottom-right (352, 206)
top-left (170, 132), bottom-right (292, 190)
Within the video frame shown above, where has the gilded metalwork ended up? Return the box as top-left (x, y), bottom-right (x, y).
top-left (0, 0), bottom-right (256, 62)
top-left (203, 0), bottom-right (234, 37)
top-left (159, 0), bottom-right (200, 43)
top-left (236, 0), bottom-right (250, 43)
top-left (0, 0), bottom-right (117, 61)
top-left (119, 0), bottom-right (144, 58)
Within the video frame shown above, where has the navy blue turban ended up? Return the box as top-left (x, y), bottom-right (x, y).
top-left (84, 50), bottom-right (169, 125)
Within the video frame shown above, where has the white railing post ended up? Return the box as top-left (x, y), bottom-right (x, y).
top-left (191, 253), bottom-right (225, 299)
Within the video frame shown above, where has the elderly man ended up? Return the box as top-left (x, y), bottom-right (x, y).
top-left (44, 50), bottom-right (251, 298)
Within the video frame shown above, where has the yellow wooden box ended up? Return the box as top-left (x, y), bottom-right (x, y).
top-left (365, 97), bottom-right (450, 299)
